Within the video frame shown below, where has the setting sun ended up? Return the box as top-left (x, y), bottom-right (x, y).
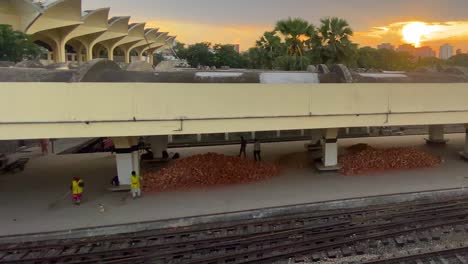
top-left (401, 22), bottom-right (437, 47)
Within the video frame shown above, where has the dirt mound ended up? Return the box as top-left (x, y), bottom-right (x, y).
top-left (346, 144), bottom-right (375, 154)
top-left (340, 147), bottom-right (441, 176)
top-left (143, 153), bottom-right (279, 192)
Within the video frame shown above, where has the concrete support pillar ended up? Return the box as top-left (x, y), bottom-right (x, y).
top-left (116, 153), bottom-right (133, 185)
top-left (113, 136), bottom-right (140, 186)
top-left (251, 131), bottom-right (256, 139)
top-left (276, 131), bottom-right (281, 138)
top-left (168, 135), bottom-right (174, 143)
top-left (86, 44), bottom-right (93, 62)
top-left (460, 125), bottom-right (468, 160)
top-left (55, 39), bottom-right (67, 63)
top-left (426, 125), bottom-right (447, 145)
top-left (132, 150), bottom-right (141, 176)
top-left (224, 133), bottom-right (229, 141)
top-left (323, 140), bottom-right (338, 167)
top-left (197, 134), bottom-right (202, 143)
top-left (300, 129), bottom-right (305, 137)
top-left (138, 50), bottom-right (145, 62)
top-left (107, 46), bottom-right (114, 61)
top-left (316, 128), bottom-right (341, 171)
top-left (124, 49), bottom-right (131, 64)
top-left (149, 136), bottom-right (169, 159)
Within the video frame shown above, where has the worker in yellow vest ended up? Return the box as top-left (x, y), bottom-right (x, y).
top-left (130, 171), bottom-right (142, 199)
top-left (71, 177), bottom-right (84, 205)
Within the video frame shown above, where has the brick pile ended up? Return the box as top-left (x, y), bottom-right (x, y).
top-left (340, 145), bottom-right (442, 175)
top-left (143, 153), bottom-right (279, 192)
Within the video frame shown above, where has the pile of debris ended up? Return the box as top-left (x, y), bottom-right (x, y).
top-left (143, 153), bottom-right (279, 192)
top-left (340, 144), bottom-right (442, 175)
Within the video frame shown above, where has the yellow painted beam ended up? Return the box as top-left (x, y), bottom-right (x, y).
top-left (1, 83), bottom-right (468, 140)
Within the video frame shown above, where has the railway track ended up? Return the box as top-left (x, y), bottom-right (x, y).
top-left (2, 198), bottom-right (468, 264)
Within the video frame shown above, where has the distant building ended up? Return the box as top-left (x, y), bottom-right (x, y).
top-left (397, 44), bottom-right (435, 59)
top-left (377, 43), bottom-right (395, 50)
top-left (415, 46), bottom-right (436, 59)
top-left (439, 44), bottom-right (454, 60)
top-left (397, 44), bottom-right (416, 54)
top-left (456, 49), bottom-right (463, 55)
top-left (233, 44), bottom-right (240, 53)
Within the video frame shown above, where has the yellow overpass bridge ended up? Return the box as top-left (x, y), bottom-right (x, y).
top-left (1, 82), bottom-right (468, 183)
top-left (1, 82), bottom-right (467, 140)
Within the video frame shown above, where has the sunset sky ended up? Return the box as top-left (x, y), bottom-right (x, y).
top-left (83, 0), bottom-right (468, 52)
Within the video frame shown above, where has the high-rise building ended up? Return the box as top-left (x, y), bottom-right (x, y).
top-left (439, 44), bottom-right (454, 60)
top-left (233, 44), bottom-right (240, 53)
top-left (397, 44), bottom-right (416, 54)
top-left (415, 46), bottom-right (436, 58)
top-left (397, 44), bottom-right (436, 59)
top-left (377, 43), bottom-right (395, 50)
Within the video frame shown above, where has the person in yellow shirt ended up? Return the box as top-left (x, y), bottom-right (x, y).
top-left (71, 177), bottom-right (84, 205)
top-left (130, 171), bottom-right (142, 199)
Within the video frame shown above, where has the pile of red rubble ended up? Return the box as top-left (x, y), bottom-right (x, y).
top-left (143, 153), bottom-right (279, 192)
top-left (339, 144), bottom-right (442, 176)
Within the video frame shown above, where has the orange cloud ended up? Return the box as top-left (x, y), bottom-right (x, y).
top-left (354, 21), bottom-right (468, 51)
top-left (144, 19), bottom-right (271, 51)
top-left (141, 18), bottom-right (468, 53)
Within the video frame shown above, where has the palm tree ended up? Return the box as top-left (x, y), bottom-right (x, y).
top-left (316, 17), bottom-right (356, 64)
top-left (275, 18), bottom-right (315, 57)
top-left (255, 31), bottom-right (283, 69)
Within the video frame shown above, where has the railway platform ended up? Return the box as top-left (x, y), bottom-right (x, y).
top-left (0, 134), bottom-right (467, 238)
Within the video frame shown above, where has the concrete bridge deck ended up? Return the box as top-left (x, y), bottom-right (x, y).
top-left (1, 82), bottom-right (468, 140)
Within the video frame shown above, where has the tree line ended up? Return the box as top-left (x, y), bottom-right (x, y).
top-left (2, 20), bottom-right (468, 71)
top-left (0, 24), bottom-right (44, 62)
top-left (174, 17), bottom-right (468, 72)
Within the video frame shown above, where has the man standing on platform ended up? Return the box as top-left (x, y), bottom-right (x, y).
top-left (130, 171), bottom-right (142, 199)
top-left (40, 139), bottom-right (48, 155)
top-left (239, 136), bottom-right (247, 158)
top-left (253, 139), bottom-right (262, 162)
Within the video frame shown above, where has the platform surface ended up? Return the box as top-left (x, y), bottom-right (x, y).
top-left (0, 134), bottom-right (467, 237)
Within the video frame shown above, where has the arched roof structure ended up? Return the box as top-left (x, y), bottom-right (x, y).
top-left (0, 0), bottom-right (176, 63)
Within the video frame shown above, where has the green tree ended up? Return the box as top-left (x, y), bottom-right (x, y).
top-left (254, 31), bottom-right (283, 69)
top-left (447, 54), bottom-right (468, 67)
top-left (275, 18), bottom-right (314, 70)
top-left (185, 42), bottom-right (214, 67)
top-left (314, 17), bottom-right (357, 65)
top-left (356, 47), bottom-right (415, 71)
top-left (356, 46), bottom-right (379, 69)
top-left (0, 24), bottom-right (43, 62)
top-left (212, 44), bottom-right (247, 68)
top-left (173, 42), bottom-right (187, 59)
top-left (273, 55), bottom-right (311, 71)
top-left (275, 18), bottom-right (314, 57)
top-left (154, 52), bottom-right (165, 66)
top-left (244, 31), bottom-right (285, 69)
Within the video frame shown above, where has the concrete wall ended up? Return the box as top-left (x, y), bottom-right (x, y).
top-left (1, 83), bottom-right (468, 140)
